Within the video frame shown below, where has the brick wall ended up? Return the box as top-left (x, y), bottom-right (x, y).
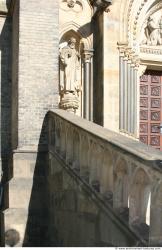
top-left (14, 0), bottom-right (59, 148)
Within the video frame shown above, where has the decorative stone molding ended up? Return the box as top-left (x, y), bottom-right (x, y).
top-left (117, 42), bottom-right (128, 57)
top-left (67, 0), bottom-right (76, 8)
top-left (140, 46), bottom-right (162, 55)
top-left (60, 0), bottom-right (83, 12)
top-left (59, 92), bottom-right (79, 113)
top-left (127, 1), bottom-right (162, 48)
top-left (82, 49), bottom-right (93, 63)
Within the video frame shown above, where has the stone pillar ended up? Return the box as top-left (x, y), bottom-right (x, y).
top-left (118, 45), bottom-right (139, 137)
top-left (126, 49), bottom-right (132, 133)
top-left (83, 49), bottom-right (93, 120)
top-left (92, 0), bottom-right (111, 126)
top-left (123, 52), bottom-right (128, 132)
top-left (130, 60), bottom-right (135, 134)
top-left (118, 44), bottom-right (126, 131)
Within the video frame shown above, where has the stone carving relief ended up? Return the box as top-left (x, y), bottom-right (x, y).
top-left (60, 0), bottom-right (83, 12)
top-left (141, 12), bottom-right (162, 46)
top-left (59, 37), bottom-right (81, 113)
top-left (67, 0), bottom-right (76, 8)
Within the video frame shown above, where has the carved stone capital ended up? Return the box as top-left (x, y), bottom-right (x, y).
top-left (134, 56), bottom-right (140, 70)
top-left (91, 0), bottom-right (112, 16)
top-left (82, 49), bottom-right (94, 63)
top-left (117, 42), bottom-right (128, 57)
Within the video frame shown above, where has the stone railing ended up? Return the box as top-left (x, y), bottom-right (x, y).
top-left (48, 109), bottom-right (162, 246)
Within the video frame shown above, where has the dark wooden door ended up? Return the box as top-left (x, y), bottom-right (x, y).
top-left (140, 70), bottom-right (162, 151)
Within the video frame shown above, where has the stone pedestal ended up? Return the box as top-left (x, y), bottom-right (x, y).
top-left (59, 92), bottom-right (79, 114)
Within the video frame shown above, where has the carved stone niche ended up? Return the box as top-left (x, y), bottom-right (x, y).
top-left (59, 31), bottom-right (83, 114)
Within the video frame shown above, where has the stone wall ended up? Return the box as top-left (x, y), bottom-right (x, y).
top-left (3, 0), bottom-right (60, 246)
top-left (16, 0), bottom-right (59, 148)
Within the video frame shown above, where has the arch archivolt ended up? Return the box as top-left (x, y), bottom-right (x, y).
top-left (120, 0), bottom-right (162, 51)
top-left (118, 0), bottom-right (162, 138)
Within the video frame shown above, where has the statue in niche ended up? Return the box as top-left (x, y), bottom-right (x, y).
top-left (59, 37), bottom-right (81, 95)
top-left (67, 0), bottom-right (76, 8)
top-left (143, 16), bottom-right (162, 46)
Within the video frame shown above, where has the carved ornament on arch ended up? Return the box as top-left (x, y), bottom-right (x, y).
top-left (60, 0), bottom-right (83, 13)
top-left (127, 0), bottom-right (149, 45)
top-left (131, 1), bottom-right (162, 46)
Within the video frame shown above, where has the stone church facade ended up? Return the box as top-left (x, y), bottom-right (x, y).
top-left (0, 0), bottom-right (162, 247)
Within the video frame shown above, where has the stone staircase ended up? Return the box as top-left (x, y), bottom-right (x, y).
top-left (47, 110), bottom-right (162, 246)
top-left (2, 109), bottom-right (162, 246)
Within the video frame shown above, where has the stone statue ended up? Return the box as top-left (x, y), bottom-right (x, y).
top-left (67, 0), bottom-right (76, 8)
top-left (59, 37), bottom-right (81, 94)
top-left (144, 16), bottom-right (162, 46)
top-left (59, 37), bottom-right (81, 113)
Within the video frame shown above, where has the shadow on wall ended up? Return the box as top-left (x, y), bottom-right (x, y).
top-left (0, 16), bottom-right (12, 180)
top-left (22, 115), bottom-right (52, 247)
top-left (0, 16), bottom-right (12, 247)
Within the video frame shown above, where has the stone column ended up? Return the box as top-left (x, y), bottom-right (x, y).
top-left (91, 0), bottom-right (112, 126)
top-left (134, 57), bottom-right (141, 137)
top-left (130, 59), bottom-right (135, 134)
top-left (118, 44), bottom-right (126, 131)
top-left (123, 52), bottom-right (128, 132)
top-left (126, 48), bottom-right (132, 133)
top-left (83, 49), bottom-right (93, 120)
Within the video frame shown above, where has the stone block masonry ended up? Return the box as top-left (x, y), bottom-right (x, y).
top-left (16, 0), bottom-right (59, 148)
top-left (2, 0), bottom-right (60, 246)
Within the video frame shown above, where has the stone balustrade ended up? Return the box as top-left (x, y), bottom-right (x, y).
top-left (48, 109), bottom-right (162, 246)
